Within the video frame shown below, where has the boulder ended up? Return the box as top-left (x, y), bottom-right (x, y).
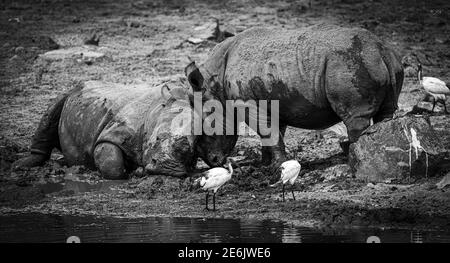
top-left (349, 115), bottom-right (450, 183)
top-left (40, 46), bottom-right (106, 62)
top-left (188, 19), bottom-right (234, 44)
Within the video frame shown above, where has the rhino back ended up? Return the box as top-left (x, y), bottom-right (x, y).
top-left (58, 81), bottom-right (163, 168)
top-left (223, 25), bottom-right (388, 98)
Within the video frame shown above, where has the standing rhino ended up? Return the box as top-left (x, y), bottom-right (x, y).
top-left (185, 25), bottom-right (404, 164)
top-left (13, 78), bottom-right (237, 179)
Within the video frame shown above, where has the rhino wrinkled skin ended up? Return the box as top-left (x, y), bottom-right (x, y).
top-left (13, 79), bottom-right (236, 179)
top-left (186, 25), bottom-right (404, 164)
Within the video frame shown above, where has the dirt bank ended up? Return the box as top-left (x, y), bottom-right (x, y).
top-left (0, 0), bottom-right (449, 230)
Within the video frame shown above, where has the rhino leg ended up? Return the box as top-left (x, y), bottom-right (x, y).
top-left (12, 91), bottom-right (70, 169)
top-left (94, 142), bottom-right (127, 180)
top-left (260, 125), bottom-right (287, 164)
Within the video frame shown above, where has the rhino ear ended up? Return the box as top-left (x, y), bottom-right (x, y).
top-left (184, 61), bottom-right (204, 92)
top-left (160, 83), bottom-right (172, 102)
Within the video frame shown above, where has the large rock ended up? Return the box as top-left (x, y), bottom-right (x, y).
top-left (349, 115), bottom-right (450, 182)
top-left (40, 46), bottom-right (106, 63)
top-left (187, 19), bottom-right (234, 44)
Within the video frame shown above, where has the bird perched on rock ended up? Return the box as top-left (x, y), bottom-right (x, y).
top-left (195, 157), bottom-right (242, 211)
top-left (270, 160), bottom-right (301, 202)
top-left (418, 64), bottom-right (450, 114)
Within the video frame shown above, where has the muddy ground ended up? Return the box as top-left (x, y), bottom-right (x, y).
top-left (0, 0), bottom-right (449, 231)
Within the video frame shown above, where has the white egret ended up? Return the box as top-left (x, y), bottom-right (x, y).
top-left (418, 64), bottom-right (449, 114)
top-left (270, 160), bottom-right (301, 202)
top-left (196, 157), bottom-right (242, 211)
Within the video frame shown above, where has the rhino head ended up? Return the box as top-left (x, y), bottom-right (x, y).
top-left (143, 78), bottom-right (237, 177)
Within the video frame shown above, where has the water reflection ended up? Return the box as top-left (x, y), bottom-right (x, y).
top-left (0, 213), bottom-right (449, 243)
top-left (281, 225), bottom-right (302, 243)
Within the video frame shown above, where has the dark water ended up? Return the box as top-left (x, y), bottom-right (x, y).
top-left (0, 213), bottom-right (449, 243)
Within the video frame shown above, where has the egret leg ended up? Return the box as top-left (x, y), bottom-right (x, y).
top-left (431, 98), bottom-right (436, 112)
top-left (213, 192), bottom-right (216, 211)
top-left (282, 184), bottom-right (285, 202)
top-left (291, 186), bottom-right (296, 201)
top-left (205, 192), bottom-right (210, 211)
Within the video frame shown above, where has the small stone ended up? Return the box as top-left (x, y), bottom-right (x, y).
top-left (254, 7), bottom-right (276, 14)
top-left (84, 34), bottom-right (100, 46)
top-left (435, 38), bottom-right (445, 44)
top-left (436, 173), bottom-right (450, 190)
top-left (8, 17), bottom-right (21, 23)
top-left (187, 37), bottom-right (203, 44)
top-left (14, 46), bottom-right (24, 53)
top-left (127, 20), bottom-right (142, 28)
top-left (9, 55), bottom-right (19, 62)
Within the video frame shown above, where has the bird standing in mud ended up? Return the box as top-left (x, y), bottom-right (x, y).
top-left (270, 160), bottom-right (301, 202)
top-left (196, 157), bottom-right (242, 211)
top-left (418, 64), bottom-right (450, 114)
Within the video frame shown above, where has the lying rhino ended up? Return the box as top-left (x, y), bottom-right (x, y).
top-left (185, 24), bottom-right (404, 164)
top-left (13, 78), bottom-right (237, 179)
